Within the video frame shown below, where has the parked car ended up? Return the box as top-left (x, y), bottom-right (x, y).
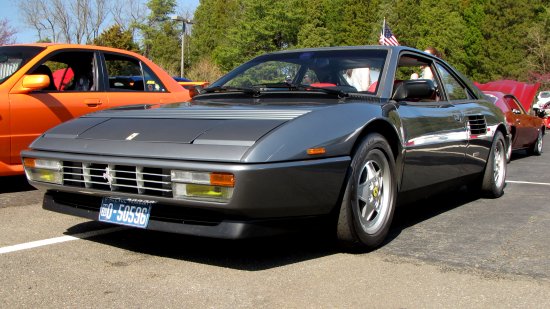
top-left (536, 90), bottom-right (550, 109)
top-left (22, 46), bottom-right (508, 250)
top-left (475, 79), bottom-right (540, 112)
top-left (483, 91), bottom-right (545, 159)
top-left (0, 43), bottom-right (190, 176)
top-left (537, 93), bottom-right (550, 129)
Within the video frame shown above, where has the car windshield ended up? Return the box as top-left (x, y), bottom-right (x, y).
top-left (0, 46), bottom-right (45, 84)
top-left (210, 49), bottom-right (388, 94)
top-left (539, 91), bottom-right (550, 99)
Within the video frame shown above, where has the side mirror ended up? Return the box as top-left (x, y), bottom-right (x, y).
top-left (392, 79), bottom-right (436, 101)
top-left (512, 109), bottom-right (521, 115)
top-left (533, 107), bottom-right (547, 118)
top-left (189, 85), bottom-right (205, 98)
top-left (11, 74), bottom-right (51, 94)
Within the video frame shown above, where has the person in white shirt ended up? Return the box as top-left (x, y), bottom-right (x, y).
top-left (344, 67), bottom-right (371, 91)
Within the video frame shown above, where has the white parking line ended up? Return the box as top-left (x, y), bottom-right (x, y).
top-left (507, 180), bottom-right (550, 186)
top-left (0, 226), bottom-right (126, 254)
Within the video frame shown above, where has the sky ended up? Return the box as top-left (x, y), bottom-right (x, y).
top-left (0, 0), bottom-right (200, 44)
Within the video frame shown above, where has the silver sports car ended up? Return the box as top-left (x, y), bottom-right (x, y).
top-left (22, 46), bottom-right (509, 250)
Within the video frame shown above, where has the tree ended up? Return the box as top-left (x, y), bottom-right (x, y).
top-left (192, 0), bottom-right (550, 85)
top-left (459, 0), bottom-right (487, 81)
top-left (414, 0), bottom-right (469, 72)
top-left (92, 24), bottom-right (140, 52)
top-left (138, 0), bottom-right (181, 75)
top-left (213, 0), bottom-right (305, 71)
top-left (336, 0), bottom-right (381, 46)
top-left (18, 0), bottom-right (109, 44)
top-left (189, 0), bottom-right (242, 66)
top-left (296, 0), bottom-right (334, 48)
top-left (525, 5), bottom-right (550, 88)
top-left (111, 0), bottom-right (147, 38)
top-left (0, 18), bottom-right (17, 45)
top-left (481, 0), bottom-right (545, 81)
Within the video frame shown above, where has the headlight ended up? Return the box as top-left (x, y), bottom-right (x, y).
top-left (23, 158), bottom-right (63, 184)
top-left (171, 170), bottom-right (234, 201)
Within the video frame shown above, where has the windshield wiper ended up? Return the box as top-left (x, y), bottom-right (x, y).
top-left (201, 86), bottom-right (261, 96)
top-left (253, 82), bottom-right (349, 98)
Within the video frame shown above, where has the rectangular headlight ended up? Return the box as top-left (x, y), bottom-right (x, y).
top-left (171, 170), bottom-right (234, 201)
top-left (171, 170), bottom-right (211, 184)
top-left (23, 158), bottom-right (62, 184)
top-left (173, 183), bottom-right (233, 201)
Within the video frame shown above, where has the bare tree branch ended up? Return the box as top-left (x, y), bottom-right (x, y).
top-left (0, 18), bottom-right (17, 45)
top-left (19, 0), bottom-right (149, 45)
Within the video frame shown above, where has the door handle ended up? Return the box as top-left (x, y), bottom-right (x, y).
top-left (84, 98), bottom-right (102, 107)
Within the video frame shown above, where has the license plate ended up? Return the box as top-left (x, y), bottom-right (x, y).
top-left (99, 197), bottom-right (152, 228)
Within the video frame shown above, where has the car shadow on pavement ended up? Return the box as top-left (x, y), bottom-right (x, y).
top-left (510, 149), bottom-right (531, 161)
top-left (65, 188), bottom-right (480, 271)
top-left (0, 175), bottom-right (37, 194)
top-left (383, 187), bottom-right (479, 246)
top-left (68, 222), bottom-right (339, 271)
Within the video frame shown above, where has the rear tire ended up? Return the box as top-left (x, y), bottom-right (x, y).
top-left (336, 133), bottom-right (397, 250)
top-left (530, 130), bottom-right (543, 156)
top-left (481, 131), bottom-right (506, 198)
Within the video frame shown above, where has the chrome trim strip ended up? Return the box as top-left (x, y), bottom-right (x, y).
top-left (85, 109), bottom-right (311, 121)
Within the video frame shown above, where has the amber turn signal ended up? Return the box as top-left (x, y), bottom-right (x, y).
top-left (307, 147), bottom-right (326, 155)
top-left (23, 158), bottom-right (36, 168)
top-left (210, 172), bottom-right (235, 187)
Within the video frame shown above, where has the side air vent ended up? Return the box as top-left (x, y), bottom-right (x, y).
top-left (467, 115), bottom-right (487, 135)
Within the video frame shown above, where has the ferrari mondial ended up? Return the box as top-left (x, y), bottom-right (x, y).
top-left (22, 46), bottom-right (509, 250)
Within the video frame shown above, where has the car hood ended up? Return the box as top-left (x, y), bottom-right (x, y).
top-left (30, 103), bottom-right (316, 162)
top-left (475, 80), bottom-right (540, 111)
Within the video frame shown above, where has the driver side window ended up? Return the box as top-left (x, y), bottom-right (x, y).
top-left (29, 51), bottom-right (96, 92)
top-left (435, 63), bottom-right (471, 101)
top-left (394, 55), bottom-right (439, 101)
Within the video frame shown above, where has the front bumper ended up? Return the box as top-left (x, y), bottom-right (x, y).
top-left (43, 191), bottom-right (327, 239)
top-left (25, 151), bottom-right (350, 238)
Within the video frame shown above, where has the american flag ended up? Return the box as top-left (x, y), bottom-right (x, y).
top-left (379, 21), bottom-right (399, 46)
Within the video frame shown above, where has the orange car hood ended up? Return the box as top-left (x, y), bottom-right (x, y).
top-left (475, 80), bottom-right (540, 111)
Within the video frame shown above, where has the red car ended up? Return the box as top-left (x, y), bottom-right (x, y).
top-left (483, 91), bottom-right (545, 158)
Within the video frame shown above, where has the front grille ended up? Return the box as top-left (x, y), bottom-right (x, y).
top-left (467, 115), bottom-right (487, 135)
top-left (62, 161), bottom-right (172, 197)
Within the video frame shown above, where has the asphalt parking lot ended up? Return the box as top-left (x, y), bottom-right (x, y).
top-left (1, 136), bottom-right (549, 308)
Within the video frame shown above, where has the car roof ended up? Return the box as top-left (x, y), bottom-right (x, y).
top-left (265, 45), bottom-right (426, 56)
top-left (6, 43), bottom-right (144, 58)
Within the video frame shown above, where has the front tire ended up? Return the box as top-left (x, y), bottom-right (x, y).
top-left (481, 131), bottom-right (507, 198)
top-left (337, 133), bottom-right (397, 250)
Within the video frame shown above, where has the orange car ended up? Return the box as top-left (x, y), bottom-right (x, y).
top-left (0, 43), bottom-right (190, 176)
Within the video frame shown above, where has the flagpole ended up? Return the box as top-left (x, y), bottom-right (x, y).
top-left (379, 17), bottom-right (386, 45)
